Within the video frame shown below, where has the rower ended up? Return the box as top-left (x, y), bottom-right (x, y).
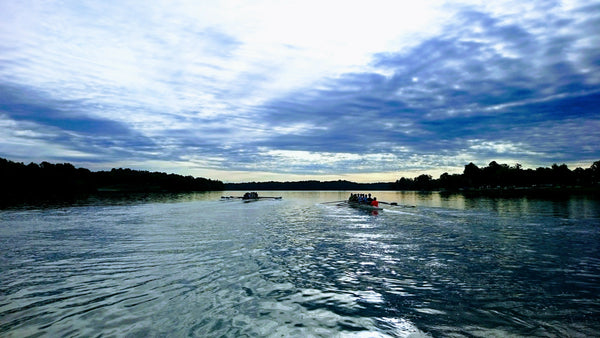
top-left (371, 197), bottom-right (379, 208)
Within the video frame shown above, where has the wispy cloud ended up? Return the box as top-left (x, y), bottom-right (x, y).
top-left (0, 0), bottom-right (598, 181)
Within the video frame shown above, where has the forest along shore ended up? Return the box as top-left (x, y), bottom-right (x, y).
top-left (1, 157), bottom-right (599, 208)
top-left (0, 158), bottom-right (224, 207)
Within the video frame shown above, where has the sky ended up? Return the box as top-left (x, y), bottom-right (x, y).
top-left (1, 0), bottom-right (599, 182)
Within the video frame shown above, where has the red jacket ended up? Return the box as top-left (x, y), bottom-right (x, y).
top-left (371, 200), bottom-right (379, 207)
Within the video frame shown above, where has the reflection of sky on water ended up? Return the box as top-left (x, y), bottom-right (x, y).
top-left (1, 191), bottom-right (598, 336)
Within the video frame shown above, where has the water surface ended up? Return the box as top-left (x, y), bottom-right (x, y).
top-left (1, 191), bottom-right (599, 337)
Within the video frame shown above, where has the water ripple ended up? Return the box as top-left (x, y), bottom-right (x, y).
top-left (1, 192), bottom-right (599, 336)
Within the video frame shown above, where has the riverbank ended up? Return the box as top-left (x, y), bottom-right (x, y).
top-left (442, 186), bottom-right (600, 198)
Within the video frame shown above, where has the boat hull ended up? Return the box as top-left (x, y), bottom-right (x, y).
top-left (347, 201), bottom-right (383, 211)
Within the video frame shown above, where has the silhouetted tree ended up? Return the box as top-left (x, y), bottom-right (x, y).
top-left (590, 160), bottom-right (600, 184)
top-left (440, 172), bottom-right (463, 191)
top-left (415, 174), bottom-right (433, 190)
top-left (463, 162), bottom-right (481, 187)
top-left (0, 157), bottom-right (224, 206)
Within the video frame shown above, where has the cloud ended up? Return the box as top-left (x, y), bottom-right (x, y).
top-left (245, 3), bottom-right (600, 173)
top-left (0, 1), bottom-right (599, 181)
top-left (0, 83), bottom-right (161, 163)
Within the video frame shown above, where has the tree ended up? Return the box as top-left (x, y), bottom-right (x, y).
top-left (463, 162), bottom-right (481, 187)
top-left (415, 174), bottom-right (433, 190)
top-left (439, 172), bottom-right (463, 190)
top-left (590, 160), bottom-right (600, 184)
top-left (551, 163), bottom-right (572, 186)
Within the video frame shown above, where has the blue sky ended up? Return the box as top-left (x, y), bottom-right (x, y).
top-left (1, 0), bottom-right (599, 182)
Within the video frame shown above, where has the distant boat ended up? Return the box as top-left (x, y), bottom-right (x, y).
top-left (220, 192), bottom-right (282, 202)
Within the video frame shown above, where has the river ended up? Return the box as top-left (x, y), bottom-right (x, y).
top-left (1, 191), bottom-right (599, 337)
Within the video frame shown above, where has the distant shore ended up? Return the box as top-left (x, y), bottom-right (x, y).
top-left (2, 157), bottom-right (599, 208)
top-left (443, 186), bottom-right (600, 198)
top-left (224, 180), bottom-right (394, 191)
top-left (225, 181), bottom-right (599, 196)
top-left (0, 157), bottom-right (224, 208)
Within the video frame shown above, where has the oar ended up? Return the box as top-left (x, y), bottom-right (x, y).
top-left (321, 200), bottom-right (348, 204)
top-left (380, 201), bottom-right (416, 208)
top-left (258, 196), bottom-right (282, 199)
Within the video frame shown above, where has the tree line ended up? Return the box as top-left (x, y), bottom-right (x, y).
top-left (393, 160), bottom-right (600, 192)
top-left (0, 157), bottom-right (224, 203)
top-left (227, 161), bottom-right (600, 193)
top-left (3, 157), bottom-right (598, 204)
top-left (225, 180), bottom-right (393, 191)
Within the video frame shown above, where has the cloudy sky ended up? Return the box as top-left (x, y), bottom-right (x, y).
top-left (1, 0), bottom-right (599, 182)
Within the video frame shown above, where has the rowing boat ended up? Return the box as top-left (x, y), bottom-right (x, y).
top-left (220, 196), bottom-right (282, 201)
top-left (347, 201), bottom-right (383, 211)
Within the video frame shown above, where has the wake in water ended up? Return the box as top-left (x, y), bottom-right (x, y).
top-left (1, 191), bottom-right (599, 337)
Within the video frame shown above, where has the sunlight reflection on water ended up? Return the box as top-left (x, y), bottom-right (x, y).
top-left (1, 191), bottom-right (599, 337)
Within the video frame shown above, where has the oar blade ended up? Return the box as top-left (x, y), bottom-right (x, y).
top-left (322, 200), bottom-right (347, 204)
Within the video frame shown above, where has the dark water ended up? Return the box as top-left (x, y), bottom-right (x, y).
top-left (1, 191), bottom-right (599, 337)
